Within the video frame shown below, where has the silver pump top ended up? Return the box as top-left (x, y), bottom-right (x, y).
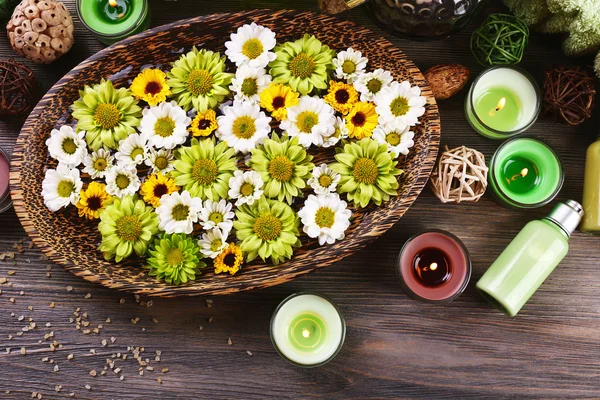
top-left (544, 200), bottom-right (584, 238)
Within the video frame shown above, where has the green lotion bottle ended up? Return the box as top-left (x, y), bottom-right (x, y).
top-left (476, 200), bottom-right (583, 316)
top-left (581, 138), bottom-right (600, 233)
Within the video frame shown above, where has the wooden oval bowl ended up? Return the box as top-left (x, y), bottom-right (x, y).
top-left (10, 9), bottom-right (440, 297)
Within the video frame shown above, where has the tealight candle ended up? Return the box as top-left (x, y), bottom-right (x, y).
top-left (0, 147), bottom-right (12, 214)
top-left (489, 137), bottom-right (563, 209)
top-left (465, 66), bottom-right (541, 139)
top-left (270, 292), bottom-right (345, 367)
top-left (397, 230), bottom-right (471, 302)
top-left (76, 0), bottom-right (151, 45)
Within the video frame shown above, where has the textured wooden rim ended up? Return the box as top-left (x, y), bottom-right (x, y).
top-left (10, 10), bottom-right (440, 297)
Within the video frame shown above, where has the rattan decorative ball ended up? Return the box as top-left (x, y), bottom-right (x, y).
top-left (6, 0), bottom-right (74, 64)
top-left (543, 66), bottom-right (596, 126)
top-left (430, 145), bottom-right (488, 204)
top-left (0, 59), bottom-right (36, 118)
top-left (0, 0), bottom-right (20, 21)
top-left (471, 14), bottom-right (529, 66)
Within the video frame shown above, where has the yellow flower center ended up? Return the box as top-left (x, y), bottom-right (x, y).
top-left (232, 116), bottom-right (257, 139)
top-left (315, 207), bottom-right (335, 228)
top-left (390, 96), bottom-right (409, 117)
top-left (209, 212), bottom-right (223, 225)
top-left (154, 155), bottom-right (169, 170)
top-left (116, 215), bottom-right (142, 242)
top-left (353, 157), bottom-right (379, 185)
top-left (171, 204), bottom-right (190, 221)
top-left (318, 174), bottom-right (332, 188)
top-left (56, 180), bottom-right (74, 198)
top-left (94, 103), bottom-right (121, 130)
top-left (386, 132), bottom-right (401, 146)
top-left (166, 247), bottom-right (184, 266)
top-left (241, 78), bottom-right (258, 96)
top-left (210, 238), bottom-right (223, 252)
top-left (242, 38), bottom-right (264, 59)
top-left (187, 69), bottom-right (214, 96)
top-left (131, 147), bottom-right (144, 160)
top-left (342, 60), bottom-right (356, 74)
top-left (366, 78), bottom-right (382, 94)
top-left (288, 52), bottom-right (315, 79)
top-left (253, 214), bottom-right (282, 241)
top-left (240, 182), bottom-right (254, 196)
top-left (93, 157), bottom-right (108, 172)
top-left (115, 174), bottom-right (131, 189)
top-left (192, 159), bottom-right (218, 186)
top-left (268, 155), bottom-right (294, 182)
top-left (62, 138), bottom-right (77, 155)
top-left (154, 117), bottom-right (176, 138)
top-left (296, 111), bottom-right (319, 133)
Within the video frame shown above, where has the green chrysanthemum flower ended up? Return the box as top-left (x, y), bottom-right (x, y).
top-left (248, 133), bottom-right (314, 204)
top-left (330, 138), bottom-right (403, 208)
top-left (98, 195), bottom-right (159, 262)
top-left (233, 197), bottom-right (301, 265)
top-left (269, 34), bottom-right (335, 95)
top-left (167, 47), bottom-right (234, 112)
top-left (146, 233), bottom-right (207, 285)
top-left (170, 137), bottom-right (237, 201)
top-left (71, 79), bottom-right (142, 151)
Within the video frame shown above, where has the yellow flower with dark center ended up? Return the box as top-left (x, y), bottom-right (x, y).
top-left (76, 182), bottom-right (113, 220)
top-left (130, 69), bottom-right (171, 106)
top-left (346, 102), bottom-right (379, 139)
top-left (189, 109), bottom-right (218, 137)
top-left (140, 173), bottom-right (179, 208)
top-left (259, 83), bottom-right (299, 121)
top-left (324, 80), bottom-right (358, 114)
top-left (213, 243), bottom-right (244, 275)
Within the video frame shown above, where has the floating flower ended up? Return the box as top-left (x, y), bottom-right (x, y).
top-left (227, 170), bottom-right (264, 206)
top-left (225, 22), bottom-right (277, 68)
top-left (248, 134), bottom-right (314, 204)
top-left (372, 122), bottom-right (415, 157)
top-left (105, 166), bottom-right (141, 198)
top-left (298, 193), bottom-right (352, 245)
top-left (216, 100), bottom-right (272, 154)
top-left (269, 34), bottom-right (335, 95)
top-left (198, 199), bottom-right (234, 232)
top-left (330, 138), bottom-right (402, 208)
top-left (375, 80), bottom-right (426, 126)
top-left (98, 195), bottom-right (159, 262)
top-left (354, 68), bottom-right (393, 102)
top-left (41, 164), bottom-right (83, 212)
top-left (45, 125), bottom-right (87, 168)
top-left (259, 83), bottom-right (299, 121)
top-left (280, 95), bottom-right (336, 148)
top-left (130, 68), bottom-right (171, 106)
top-left (198, 227), bottom-right (229, 259)
top-left (345, 101), bottom-right (378, 139)
top-left (156, 190), bottom-right (203, 235)
top-left (189, 109), bottom-right (218, 137)
top-left (332, 47), bottom-right (368, 83)
top-left (139, 101), bottom-right (191, 150)
top-left (170, 138), bottom-right (238, 201)
top-left (115, 133), bottom-right (148, 168)
top-left (307, 164), bottom-right (341, 195)
top-left (146, 233), bottom-right (206, 285)
top-left (167, 47), bottom-right (233, 112)
top-left (322, 116), bottom-right (349, 148)
top-left (233, 197), bottom-right (300, 265)
top-left (213, 243), bottom-right (244, 275)
top-left (324, 80), bottom-right (359, 114)
top-left (71, 79), bottom-right (142, 150)
top-left (230, 64), bottom-right (272, 104)
top-left (83, 148), bottom-right (114, 179)
top-left (140, 173), bottom-right (179, 208)
top-left (145, 148), bottom-right (174, 175)
top-left (75, 182), bottom-right (113, 220)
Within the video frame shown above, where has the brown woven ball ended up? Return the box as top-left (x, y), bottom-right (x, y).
top-left (0, 59), bottom-right (36, 118)
top-left (543, 66), bottom-right (596, 126)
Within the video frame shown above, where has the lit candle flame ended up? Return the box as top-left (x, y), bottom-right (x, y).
top-left (496, 97), bottom-right (506, 112)
top-left (429, 262), bottom-right (438, 271)
top-left (108, 0), bottom-right (118, 7)
top-left (302, 328), bottom-right (311, 338)
top-left (510, 168), bottom-right (529, 181)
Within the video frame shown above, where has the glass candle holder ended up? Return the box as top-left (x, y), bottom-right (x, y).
top-left (270, 292), bottom-right (346, 368)
top-left (397, 229), bottom-right (472, 302)
top-left (465, 66), bottom-right (541, 139)
top-left (0, 147), bottom-right (12, 214)
top-left (77, 0), bottom-right (151, 45)
top-left (489, 137), bottom-right (564, 209)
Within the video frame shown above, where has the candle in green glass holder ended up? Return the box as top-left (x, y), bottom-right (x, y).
top-left (474, 87), bottom-right (521, 132)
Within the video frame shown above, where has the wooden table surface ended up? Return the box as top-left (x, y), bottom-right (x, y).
top-left (1, 1), bottom-right (599, 399)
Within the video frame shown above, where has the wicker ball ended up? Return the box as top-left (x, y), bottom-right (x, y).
top-left (471, 14), bottom-right (529, 66)
top-left (543, 66), bottom-right (596, 126)
top-left (0, 0), bottom-right (20, 21)
top-left (6, 0), bottom-right (74, 64)
top-left (0, 59), bottom-right (36, 118)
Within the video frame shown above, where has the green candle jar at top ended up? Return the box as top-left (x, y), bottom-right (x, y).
top-left (77, 0), bottom-right (151, 45)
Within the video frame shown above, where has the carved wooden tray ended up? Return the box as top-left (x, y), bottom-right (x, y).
top-left (10, 9), bottom-right (440, 297)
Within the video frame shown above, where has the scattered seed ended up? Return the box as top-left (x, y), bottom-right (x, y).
top-left (110, 337), bottom-right (116, 343)
top-left (19, 291), bottom-right (24, 296)
top-left (119, 299), bottom-right (125, 304)
top-left (101, 339), bottom-right (107, 347)
top-left (46, 272), bottom-right (51, 278)
top-left (90, 349), bottom-right (96, 355)
top-left (228, 338), bottom-right (232, 346)
top-left (161, 368), bottom-right (169, 373)
top-left (54, 385), bottom-right (61, 392)
top-left (53, 365), bottom-right (59, 372)
top-left (28, 306), bottom-right (32, 311)
top-left (9, 297), bottom-right (14, 303)
top-left (0, 278), bottom-right (7, 284)
top-left (205, 299), bottom-right (213, 308)
top-left (105, 318), bottom-right (111, 323)
top-left (247, 351), bottom-right (253, 356)
top-left (146, 301), bottom-right (153, 308)
top-left (89, 370), bottom-right (97, 377)
top-left (208, 317), bottom-right (213, 323)
top-left (67, 354), bottom-right (74, 360)
top-left (84, 293), bottom-right (92, 299)
top-left (46, 323), bottom-right (51, 327)
top-left (84, 385), bottom-right (91, 390)
top-left (49, 302), bottom-right (55, 308)
top-left (20, 347), bottom-right (26, 355)
top-left (7, 270), bottom-right (15, 276)
top-left (119, 375), bottom-right (124, 381)
top-left (66, 286), bottom-right (73, 292)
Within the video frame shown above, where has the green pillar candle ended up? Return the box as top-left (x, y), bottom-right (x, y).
top-left (288, 313), bottom-right (327, 351)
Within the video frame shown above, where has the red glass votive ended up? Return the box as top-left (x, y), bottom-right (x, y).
top-left (396, 229), bottom-right (472, 302)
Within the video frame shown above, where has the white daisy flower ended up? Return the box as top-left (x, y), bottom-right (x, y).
top-left (82, 148), bottom-right (114, 179)
top-left (45, 125), bottom-right (87, 168)
top-left (41, 164), bottom-right (82, 212)
top-left (227, 170), bottom-right (264, 206)
top-left (105, 166), bottom-right (140, 198)
top-left (145, 148), bottom-right (174, 174)
top-left (156, 190), bottom-right (203, 235)
top-left (230, 64), bottom-right (272, 104)
top-left (198, 199), bottom-right (235, 232)
top-left (307, 164), bottom-right (341, 195)
top-left (224, 22), bottom-right (277, 68)
top-left (321, 116), bottom-right (349, 148)
top-left (354, 68), bottom-right (393, 102)
top-left (375, 80), bottom-right (426, 126)
top-left (280, 95), bottom-right (336, 148)
top-left (332, 47), bottom-right (368, 83)
top-left (372, 122), bottom-right (415, 157)
top-left (216, 100), bottom-right (272, 154)
top-left (198, 227), bottom-right (229, 259)
top-left (298, 193), bottom-right (352, 246)
top-left (139, 101), bottom-right (191, 149)
top-left (115, 133), bottom-right (148, 168)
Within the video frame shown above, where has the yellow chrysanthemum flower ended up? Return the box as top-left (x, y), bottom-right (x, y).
top-left (346, 102), bottom-right (379, 139)
top-left (259, 83), bottom-right (299, 121)
top-left (324, 80), bottom-right (358, 114)
top-left (189, 109), bottom-right (218, 137)
top-left (76, 182), bottom-right (113, 220)
top-left (130, 69), bottom-right (171, 106)
top-left (213, 243), bottom-right (244, 275)
top-left (140, 173), bottom-right (179, 208)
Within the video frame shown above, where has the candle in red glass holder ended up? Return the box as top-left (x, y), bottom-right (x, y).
top-left (397, 230), bottom-right (471, 302)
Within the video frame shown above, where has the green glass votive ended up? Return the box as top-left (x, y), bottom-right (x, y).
top-left (489, 137), bottom-right (564, 209)
top-left (77, 0), bottom-right (151, 45)
top-left (465, 66), bottom-right (541, 139)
